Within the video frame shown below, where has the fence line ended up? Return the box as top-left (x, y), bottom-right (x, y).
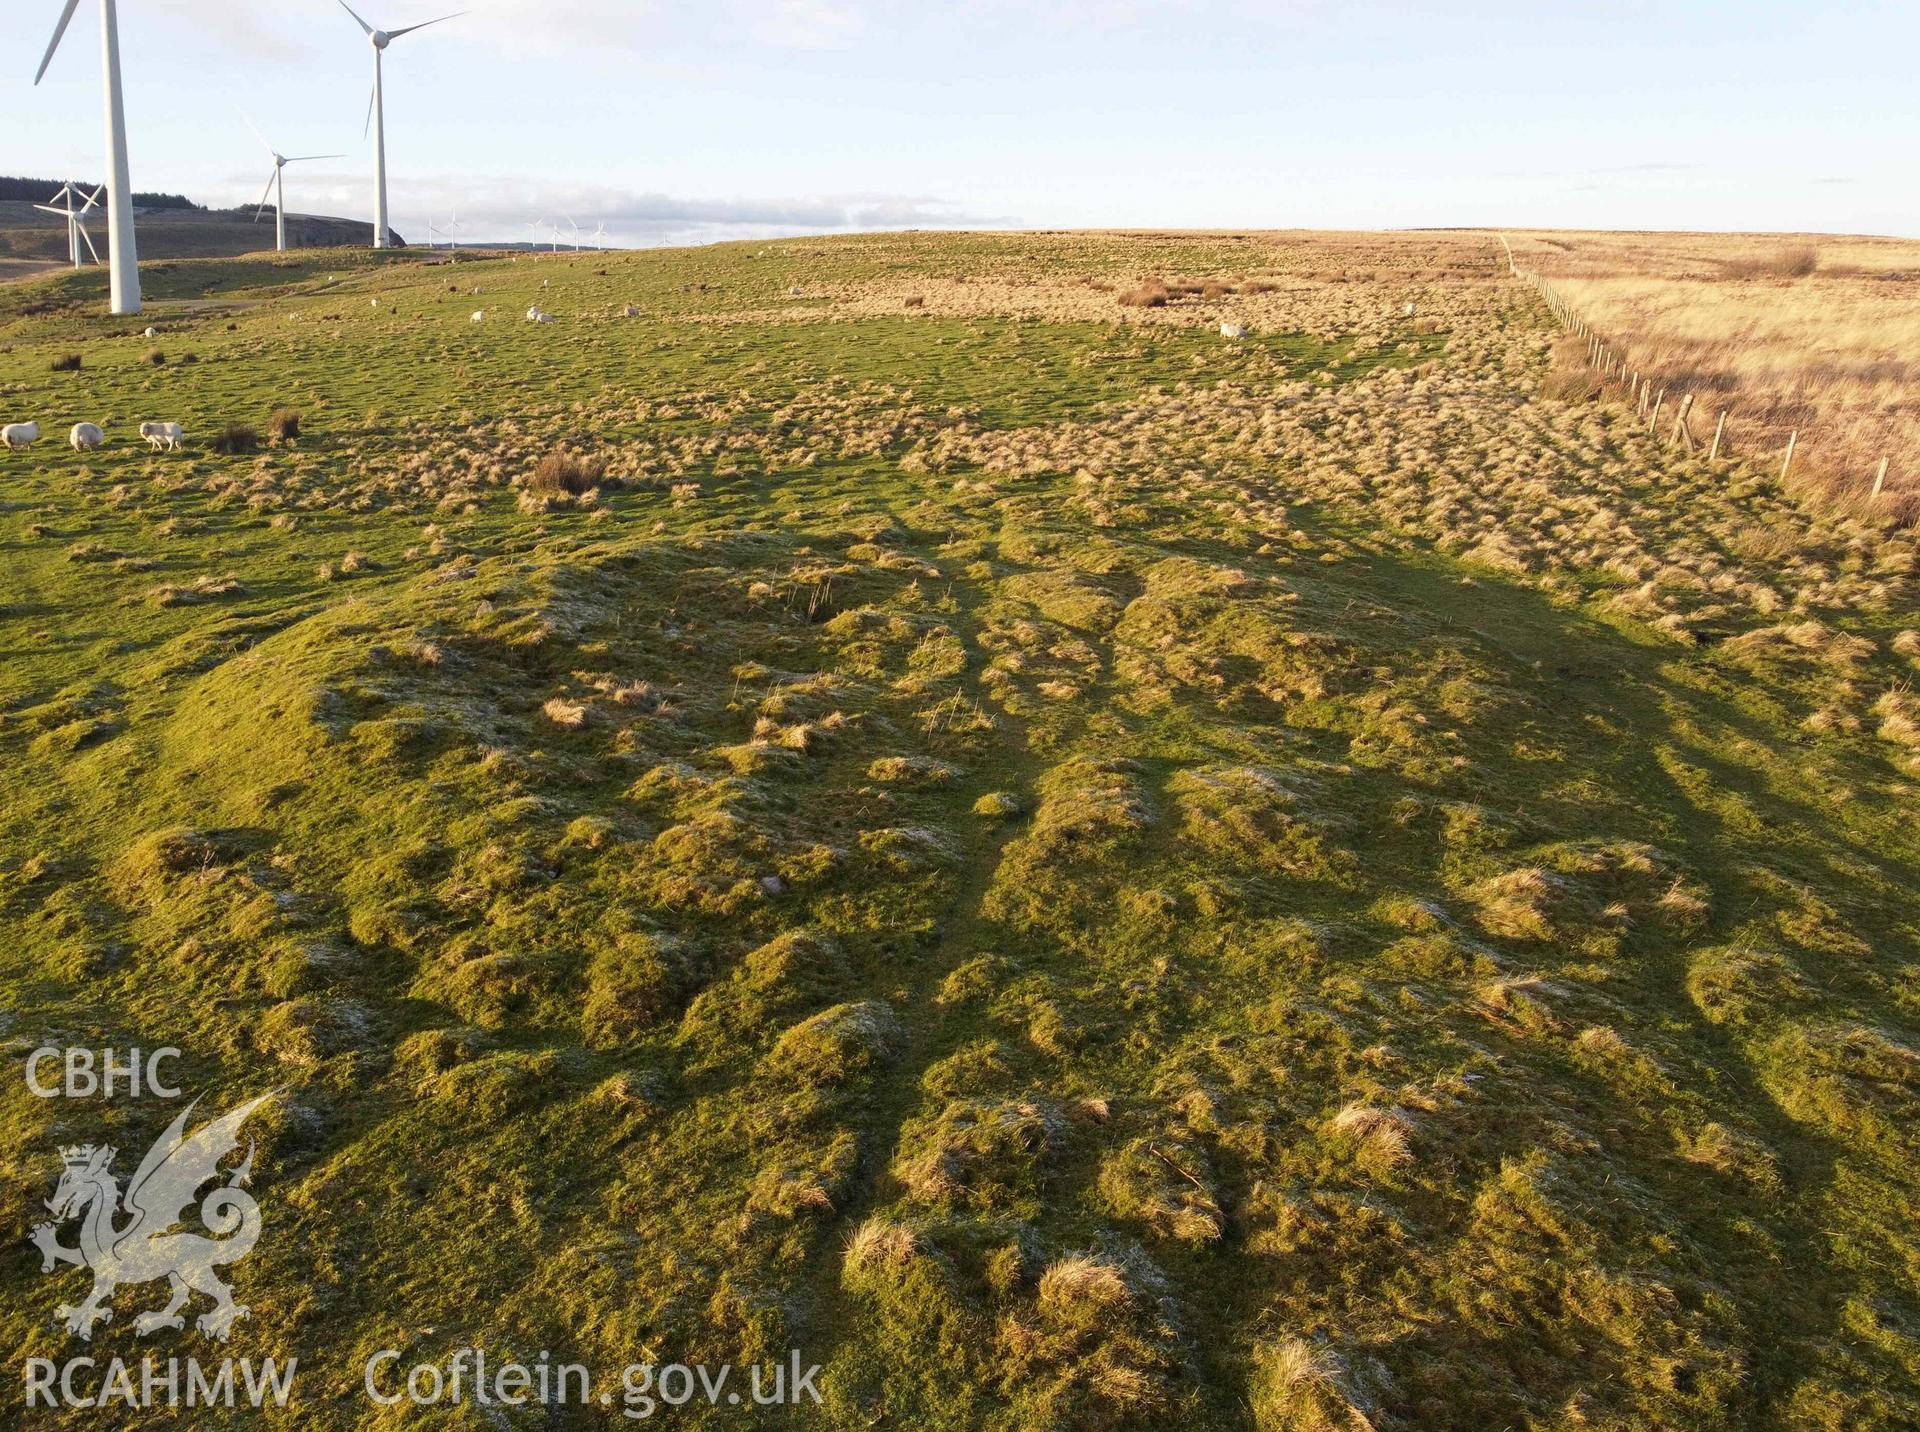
top-left (1498, 235), bottom-right (1897, 504)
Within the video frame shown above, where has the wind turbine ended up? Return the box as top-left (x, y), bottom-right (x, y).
top-left (590, 220), bottom-right (609, 250)
top-left (335, 2), bottom-right (463, 249)
top-left (243, 114), bottom-right (342, 253)
top-left (36, 182), bottom-right (104, 268)
top-left (34, 0), bottom-right (142, 314)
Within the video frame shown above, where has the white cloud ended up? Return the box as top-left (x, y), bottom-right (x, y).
top-left (203, 170), bottom-right (1006, 246)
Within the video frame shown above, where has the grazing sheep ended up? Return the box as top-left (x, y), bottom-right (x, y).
top-left (3, 421), bottom-right (40, 451)
top-left (471, 310), bottom-right (486, 322)
top-left (1220, 322), bottom-right (1248, 339)
top-left (139, 421), bottom-right (185, 452)
top-left (70, 422), bottom-right (105, 452)
top-left (143, 326), bottom-right (157, 338)
top-left (526, 306), bottom-right (554, 324)
top-left (1404, 302), bottom-right (1417, 317)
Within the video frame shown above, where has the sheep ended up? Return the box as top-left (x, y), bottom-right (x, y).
top-left (3, 421), bottom-right (40, 451)
top-left (139, 421), bottom-right (185, 452)
top-left (623, 304), bottom-right (641, 318)
top-left (526, 306), bottom-right (554, 324)
top-left (1220, 322), bottom-right (1248, 339)
top-left (70, 422), bottom-right (105, 452)
top-left (471, 310), bottom-right (486, 323)
top-left (143, 326), bottom-right (157, 338)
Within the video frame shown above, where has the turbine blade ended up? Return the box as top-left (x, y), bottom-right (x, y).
top-left (35, 0), bottom-right (85, 85)
top-left (237, 106), bottom-right (273, 156)
top-left (33, 204), bottom-right (66, 217)
top-left (284, 155), bottom-right (346, 163)
top-left (78, 222), bottom-right (100, 264)
top-left (337, 0), bottom-right (375, 36)
top-left (387, 11), bottom-right (465, 39)
top-left (80, 186), bottom-right (103, 212)
top-left (364, 80), bottom-right (378, 139)
top-left (256, 170), bottom-right (278, 219)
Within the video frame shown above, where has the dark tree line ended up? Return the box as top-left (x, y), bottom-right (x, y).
top-left (0, 176), bottom-right (200, 209)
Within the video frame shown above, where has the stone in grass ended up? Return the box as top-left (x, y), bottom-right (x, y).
top-left (972, 791), bottom-right (1025, 820)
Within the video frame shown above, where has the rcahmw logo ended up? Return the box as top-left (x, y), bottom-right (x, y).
top-left (23, 1088), bottom-right (297, 1411)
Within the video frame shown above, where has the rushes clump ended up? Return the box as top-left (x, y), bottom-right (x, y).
top-left (50, 353), bottom-right (82, 372)
top-left (842, 1217), bottom-right (919, 1277)
top-left (208, 424), bottom-right (260, 455)
top-left (269, 407), bottom-right (302, 441)
top-left (1117, 281), bottom-right (1169, 309)
top-left (530, 448), bottom-right (604, 495)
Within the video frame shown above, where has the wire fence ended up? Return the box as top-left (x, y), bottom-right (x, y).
top-left (1497, 234), bottom-right (1898, 504)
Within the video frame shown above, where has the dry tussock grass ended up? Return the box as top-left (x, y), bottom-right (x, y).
top-left (1511, 229), bottom-right (1920, 507)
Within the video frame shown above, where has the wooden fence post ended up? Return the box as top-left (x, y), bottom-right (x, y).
top-left (1781, 430), bottom-right (1798, 480)
top-left (1650, 391), bottom-right (1664, 435)
top-left (1674, 394), bottom-right (1695, 450)
top-left (1709, 410), bottom-right (1727, 461)
top-left (1872, 457), bottom-right (1889, 500)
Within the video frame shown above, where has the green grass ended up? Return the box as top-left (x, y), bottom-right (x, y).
top-left (1, 231), bottom-right (1917, 1429)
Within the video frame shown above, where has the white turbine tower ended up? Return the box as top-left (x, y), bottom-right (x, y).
top-left (36, 182), bottom-right (104, 268)
top-left (590, 220), bottom-right (609, 250)
top-left (34, 0), bottom-right (142, 314)
top-left (244, 114), bottom-right (342, 253)
top-left (335, 2), bottom-right (463, 250)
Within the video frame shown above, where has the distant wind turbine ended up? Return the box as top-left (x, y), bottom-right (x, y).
top-left (34, 0), bottom-right (142, 314)
top-left (590, 220), bottom-right (609, 250)
top-left (35, 182), bottom-right (104, 268)
top-left (243, 112), bottom-right (342, 253)
top-left (335, 2), bottom-right (463, 249)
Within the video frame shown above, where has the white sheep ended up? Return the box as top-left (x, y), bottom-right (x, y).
top-left (1220, 322), bottom-right (1247, 339)
top-left (3, 421), bottom-right (40, 451)
top-left (526, 306), bottom-right (553, 324)
top-left (471, 310), bottom-right (486, 323)
top-left (140, 421), bottom-right (184, 452)
top-left (143, 326), bottom-right (157, 338)
top-left (70, 422), bottom-right (105, 452)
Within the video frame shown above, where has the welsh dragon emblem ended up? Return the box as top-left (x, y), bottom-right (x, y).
top-left (30, 1092), bottom-right (277, 1342)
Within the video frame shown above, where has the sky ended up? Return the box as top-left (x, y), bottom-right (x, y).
top-left (6, 0), bottom-right (1916, 247)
